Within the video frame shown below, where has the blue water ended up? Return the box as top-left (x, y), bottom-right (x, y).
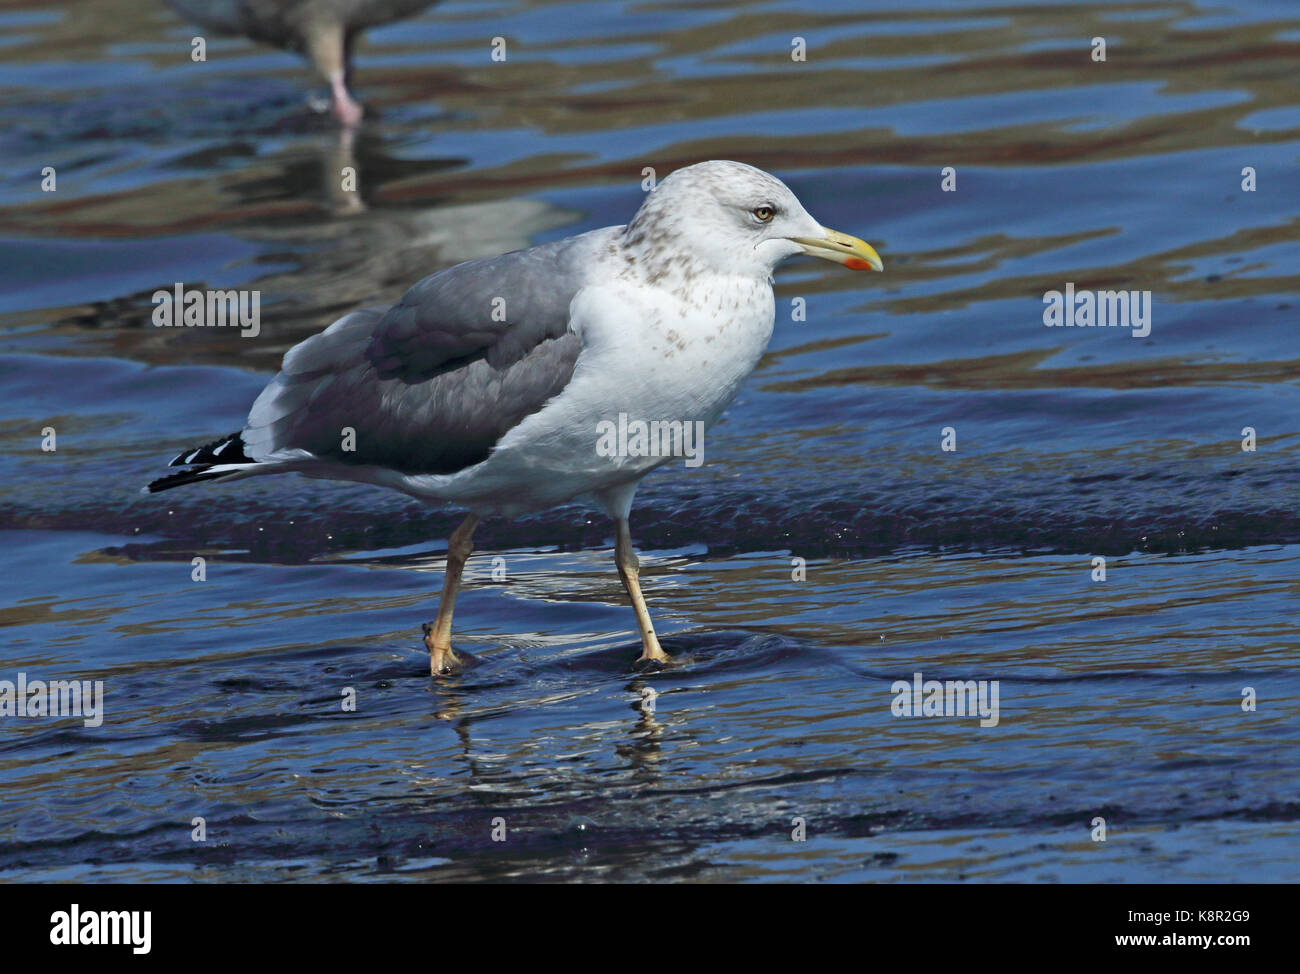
top-left (1, 0), bottom-right (1298, 882)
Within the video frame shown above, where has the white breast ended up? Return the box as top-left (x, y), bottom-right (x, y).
top-left (572, 273), bottom-right (775, 427)
top-left (406, 271), bottom-right (775, 514)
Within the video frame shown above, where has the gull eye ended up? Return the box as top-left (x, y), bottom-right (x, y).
top-left (752, 205), bottom-right (775, 223)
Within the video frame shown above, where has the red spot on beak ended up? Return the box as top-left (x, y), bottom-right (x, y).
top-left (844, 258), bottom-right (874, 271)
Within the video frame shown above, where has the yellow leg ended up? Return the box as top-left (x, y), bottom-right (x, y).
top-left (614, 518), bottom-right (668, 664)
top-left (424, 513), bottom-right (479, 675)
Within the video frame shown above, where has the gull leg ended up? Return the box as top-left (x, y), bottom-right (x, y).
top-left (614, 518), bottom-right (668, 664)
top-left (424, 513), bottom-right (479, 675)
top-left (327, 71), bottom-right (364, 128)
top-left (304, 19), bottom-right (364, 126)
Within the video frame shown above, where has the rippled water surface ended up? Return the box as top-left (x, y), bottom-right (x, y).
top-left (1, 0), bottom-right (1298, 882)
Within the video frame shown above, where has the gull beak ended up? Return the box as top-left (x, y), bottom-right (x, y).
top-left (790, 228), bottom-right (884, 272)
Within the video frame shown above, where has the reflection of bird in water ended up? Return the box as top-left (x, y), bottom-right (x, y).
top-left (105, 172), bottom-right (580, 372)
top-left (240, 193), bottom-right (582, 346)
top-left (324, 127), bottom-right (365, 214)
top-left (145, 162), bottom-right (882, 674)
top-left (165, 0), bottom-right (436, 125)
top-left (638, 687), bottom-right (657, 715)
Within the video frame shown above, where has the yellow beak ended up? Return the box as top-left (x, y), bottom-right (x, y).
top-left (791, 229), bottom-right (884, 272)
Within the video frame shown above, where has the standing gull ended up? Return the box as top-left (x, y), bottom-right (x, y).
top-left (165, 0), bottom-right (437, 125)
top-left (146, 161), bottom-right (883, 673)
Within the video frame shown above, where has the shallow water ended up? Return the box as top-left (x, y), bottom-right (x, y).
top-left (1, 0), bottom-right (1298, 882)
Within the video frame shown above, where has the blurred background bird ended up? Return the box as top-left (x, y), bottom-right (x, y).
top-left (165, 0), bottom-right (437, 125)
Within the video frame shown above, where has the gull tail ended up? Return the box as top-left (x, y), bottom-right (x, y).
top-left (144, 431), bottom-right (259, 493)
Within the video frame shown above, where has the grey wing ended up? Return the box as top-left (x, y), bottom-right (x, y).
top-left (243, 231), bottom-right (607, 476)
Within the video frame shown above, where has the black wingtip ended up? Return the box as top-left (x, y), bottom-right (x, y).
top-left (169, 431), bottom-right (251, 467)
top-left (151, 431), bottom-right (255, 492)
top-left (146, 466), bottom-right (238, 493)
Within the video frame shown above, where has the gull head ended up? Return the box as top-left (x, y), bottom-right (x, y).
top-left (622, 160), bottom-right (883, 281)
